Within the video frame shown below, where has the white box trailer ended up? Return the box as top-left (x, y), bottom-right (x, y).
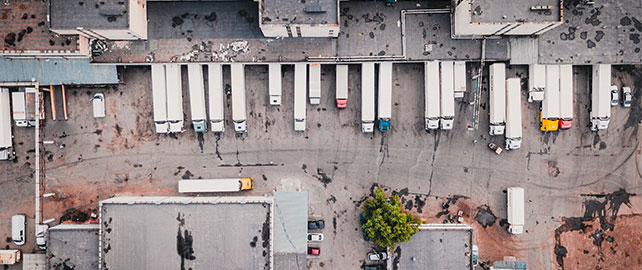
top-left (231, 63), bottom-right (247, 133)
top-left (165, 64), bottom-right (184, 133)
top-left (559, 65), bottom-right (574, 129)
top-left (151, 64), bottom-right (169, 134)
top-left (309, 63), bottom-right (321, 105)
top-left (335, 65), bottom-right (349, 108)
top-left (294, 63), bottom-right (307, 131)
top-left (0, 88), bottom-right (14, 161)
top-left (453, 61), bottom-right (467, 99)
top-left (507, 187), bottom-right (525, 235)
top-left (188, 64), bottom-right (207, 132)
top-left (489, 63), bottom-right (506, 135)
top-left (178, 178), bottom-right (253, 193)
top-left (424, 61), bottom-right (440, 130)
top-left (361, 63), bottom-right (375, 133)
top-left (528, 64), bottom-right (546, 102)
top-left (11, 87), bottom-right (40, 127)
top-left (440, 61), bottom-right (455, 130)
top-left (208, 64), bottom-right (225, 133)
top-left (542, 65), bottom-right (560, 120)
top-left (505, 78), bottom-right (522, 150)
top-left (377, 62), bottom-right (392, 131)
top-left (269, 63), bottom-right (282, 106)
top-left (591, 64), bottom-right (611, 131)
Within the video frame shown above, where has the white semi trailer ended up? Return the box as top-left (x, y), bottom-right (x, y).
top-left (590, 64), bottom-right (611, 131)
top-left (440, 61), bottom-right (455, 130)
top-left (231, 63), bottom-right (247, 133)
top-left (294, 63), bottom-right (307, 131)
top-left (507, 187), bottom-right (525, 235)
top-left (188, 64), bottom-right (207, 132)
top-left (0, 88), bottom-right (14, 160)
top-left (165, 64), bottom-right (184, 133)
top-left (453, 61), bottom-right (467, 99)
top-left (309, 63), bottom-right (321, 105)
top-left (559, 65), bottom-right (574, 129)
top-left (489, 63), bottom-right (506, 135)
top-left (208, 64), bottom-right (225, 133)
top-left (542, 65), bottom-right (560, 120)
top-left (335, 65), bottom-right (349, 108)
top-left (361, 63), bottom-right (375, 133)
top-left (505, 78), bottom-right (522, 150)
top-left (269, 63), bottom-right (282, 106)
top-left (528, 64), bottom-right (546, 102)
top-left (377, 62), bottom-right (392, 131)
top-left (151, 64), bottom-right (169, 134)
top-left (424, 61), bottom-right (440, 130)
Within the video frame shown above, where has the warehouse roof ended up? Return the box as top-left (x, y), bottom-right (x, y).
top-left (397, 224), bottom-right (474, 270)
top-left (100, 196), bottom-right (274, 270)
top-left (47, 224), bottom-right (100, 270)
top-left (469, 0), bottom-right (561, 23)
top-left (49, 0), bottom-right (130, 30)
top-left (272, 192), bottom-right (308, 270)
top-left (261, 0), bottom-right (338, 25)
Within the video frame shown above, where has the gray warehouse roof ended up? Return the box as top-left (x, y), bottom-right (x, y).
top-left (261, 0), bottom-right (338, 25)
top-left (470, 0), bottom-right (561, 23)
top-left (100, 196), bottom-right (273, 270)
top-left (47, 224), bottom-right (100, 270)
top-left (0, 57), bottom-right (118, 85)
top-left (49, 0), bottom-right (130, 30)
top-left (397, 224), bottom-right (473, 270)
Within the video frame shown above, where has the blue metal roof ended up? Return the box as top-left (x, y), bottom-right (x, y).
top-left (273, 192), bottom-right (308, 254)
top-left (0, 57), bottom-right (118, 85)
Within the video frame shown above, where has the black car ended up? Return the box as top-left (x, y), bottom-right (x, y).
top-left (308, 220), bottom-right (325, 230)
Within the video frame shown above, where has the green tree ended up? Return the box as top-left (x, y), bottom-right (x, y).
top-left (361, 188), bottom-right (422, 249)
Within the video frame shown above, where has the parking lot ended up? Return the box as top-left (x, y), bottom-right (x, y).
top-left (0, 63), bottom-right (640, 269)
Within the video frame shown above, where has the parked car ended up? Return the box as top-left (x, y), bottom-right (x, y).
top-left (367, 251), bottom-right (388, 261)
top-left (308, 247), bottom-right (321, 256)
top-left (92, 93), bottom-right (106, 118)
top-left (622, 86), bottom-right (632, 108)
top-left (11, 214), bottom-right (26, 246)
top-left (36, 224), bottom-right (48, 249)
top-left (611, 85), bottom-right (619, 106)
top-left (308, 220), bottom-right (325, 230)
top-left (472, 245), bottom-right (479, 266)
top-left (307, 233), bottom-right (324, 242)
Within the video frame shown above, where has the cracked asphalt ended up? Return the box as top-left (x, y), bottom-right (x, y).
top-left (0, 64), bottom-right (640, 269)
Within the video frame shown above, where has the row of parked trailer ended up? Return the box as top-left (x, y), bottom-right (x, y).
top-left (528, 63), bottom-right (613, 132)
top-left (0, 87), bottom-right (43, 160)
top-left (150, 62), bottom-right (466, 134)
top-left (488, 64), bottom-right (523, 150)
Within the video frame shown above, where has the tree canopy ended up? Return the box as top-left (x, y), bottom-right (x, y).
top-left (361, 188), bottom-right (422, 248)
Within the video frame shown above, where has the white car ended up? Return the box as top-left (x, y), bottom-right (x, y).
top-left (622, 86), bottom-right (632, 108)
top-left (610, 85), bottom-right (619, 106)
top-left (367, 251), bottom-right (388, 261)
top-left (307, 233), bottom-right (324, 242)
top-left (36, 224), bottom-right (48, 249)
top-left (92, 93), bottom-right (106, 118)
top-left (11, 214), bottom-right (26, 246)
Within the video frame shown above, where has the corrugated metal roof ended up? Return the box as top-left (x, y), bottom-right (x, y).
top-left (0, 57), bottom-right (118, 85)
top-left (273, 192), bottom-right (308, 254)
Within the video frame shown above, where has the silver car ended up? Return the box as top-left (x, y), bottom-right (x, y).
top-left (610, 85), bottom-right (619, 106)
top-left (622, 87), bottom-right (632, 108)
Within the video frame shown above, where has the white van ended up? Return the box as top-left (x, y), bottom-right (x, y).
top-left (92, 93), bottom-right (105, 118)
top-left (11, 214), bottom-right (26, 246)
